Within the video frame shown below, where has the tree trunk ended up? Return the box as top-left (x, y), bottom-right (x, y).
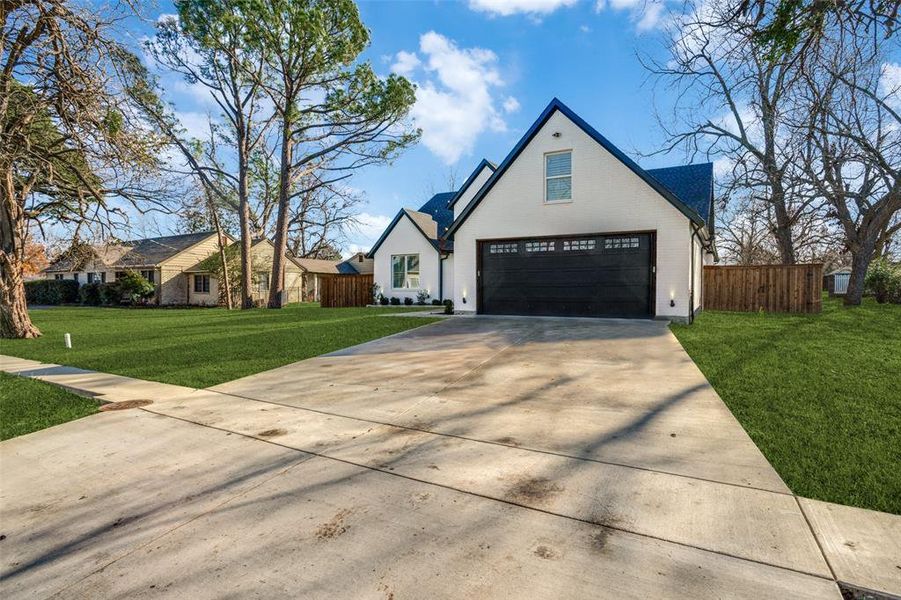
top-left (236, 116), bottom-right (255, 310)
top-left (209, 203), bottom-right (233, 310)
top-left (844, 241), bottom-right (875, 306)
top-left (268, 120), bottom-right (292, 309)
top-left (1, 185), bottom-right (40, 338)
top-left (770, 191), bottom-right (797, 264)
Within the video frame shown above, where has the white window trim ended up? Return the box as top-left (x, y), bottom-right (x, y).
top-left (544, 150), bottom-right (573, 204)
top-left (391, 253), bottom-right (421, 290)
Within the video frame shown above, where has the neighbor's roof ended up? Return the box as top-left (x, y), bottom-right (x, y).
top-left (337, 252), bottom-right (373, 274)
top-left (293, 257), bottom-right (342, 274)
top-left (45, 231), bottom-right (218, 272)
top-left (446, 98), bottom-right (709, 237)
top-left (646, 163), bottom-right (714, 231)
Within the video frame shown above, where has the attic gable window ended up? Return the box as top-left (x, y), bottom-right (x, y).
top-left (545, 151), bottom-right (572, 202)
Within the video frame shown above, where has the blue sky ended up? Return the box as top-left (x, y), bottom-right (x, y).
top-left (134, 0), bottom-right (709, 252)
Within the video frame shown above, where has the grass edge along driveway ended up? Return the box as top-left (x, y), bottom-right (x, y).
top-left (0, 372), bottom-right (100, 440)
top-left (671, 295), bottom-right (900, 515)
top-left (2, 304), bottom-right (438, 389)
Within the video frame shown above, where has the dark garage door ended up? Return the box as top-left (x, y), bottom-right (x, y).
top-left (478, 233), bottom-right (654, 317)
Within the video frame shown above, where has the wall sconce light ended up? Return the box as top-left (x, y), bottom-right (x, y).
top-left (462, 296), bottom-right (467, 304)
top-left (670, 291), bottom-right (675, 307)
top-left (670, 299), bottom-right (676, 307)
top-left (552, 131), bottom-right (561, 138)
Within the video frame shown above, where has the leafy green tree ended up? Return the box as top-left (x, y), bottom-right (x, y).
top-left (2, 0), bottom-right (169, 338)
top-left (235, 0), bottom-right (419, 308)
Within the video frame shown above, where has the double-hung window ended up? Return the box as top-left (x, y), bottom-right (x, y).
top-left (545, 151), bottom-right (572, 202)
top-left (194, 274), bottom-right (210, 294)
top-left (54, 274), bottom-right (64, 281)
top-left (140, 270), bottom-right (155, 284)
top-left (391, 254), bottom-right (420, 289)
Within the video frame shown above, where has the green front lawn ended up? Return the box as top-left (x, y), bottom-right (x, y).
top-left (2, 304), bottom-right (438, 389)
top-left (671, 295), bottom-right (901, 514)
top-left (1, 373), bottom-right (100, 440)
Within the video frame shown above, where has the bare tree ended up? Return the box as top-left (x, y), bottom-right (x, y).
top-left (287, 177), bottom-right (361, 258)
top-left (793, 15), bottom-right (901, 304)
top-left (645, 0), bottom-right (819, 264)
top-left (2, 0), bottom-right (171, 338)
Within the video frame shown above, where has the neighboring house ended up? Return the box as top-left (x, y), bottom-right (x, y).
top-left (338, 252), bottom-right (374, 275)
top-left (292, 258), bottom-right (343, 302)
top-left (43, 232), bottom-right (306, 306)
top-left (184, 238), bottom-right (305, 306)
top-left (368, 98), bottom-right (717, 322)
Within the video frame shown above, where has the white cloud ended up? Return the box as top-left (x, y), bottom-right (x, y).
top-left (580, 24), bottom-right (592, 33)
top-left (596, 0), bottom-right (671, 31)
top-left (175, 111), bottom-right (213, 140)
top-left (390, 32), bottom-right (511, 164)
top-left (391, 51), bottom-right (421, 76)
top-left (503, 96), bottom-right (521, 113)
top-left (880, 62), bottom-right (901, 108)
top-left (352, 212), bottom-right (392, 243)
top-left (468, 0), bottom-right (578, 17)
top-left (344, 212), bottom-right (393, 254)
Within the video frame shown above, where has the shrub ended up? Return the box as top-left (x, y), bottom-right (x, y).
top-left (403, 297), bottom-right (413, 306)
top-left (431, 299), bottom-right (442, 306)
top-left (865, 259), bottom-right (901, 304)
top-left (98, 282), bottom-right (121, 306)
top-left (79, 282), bottom-right (103, 306)
top-left (115, 270), bottom-right (156, 305)
top-left (443, 299), bottom-right (454, 315)
top-left (379, 296), bottom-right (389, 305)
top-left (24, 279), bottom-right (79, 305)
top-left (389, 297), bottom-right (400, 306)
top-left (415, 290), bottom-right (430, 305)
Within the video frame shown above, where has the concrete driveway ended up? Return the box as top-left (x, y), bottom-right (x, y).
top-left (1, 318), bottom-right (849, 598)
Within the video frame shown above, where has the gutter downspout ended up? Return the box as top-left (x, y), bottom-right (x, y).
top-left (689, 222), bottom-right (707, 325)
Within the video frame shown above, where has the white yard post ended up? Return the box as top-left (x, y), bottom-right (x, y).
top-left (64, 333), bottom-right (72, 349)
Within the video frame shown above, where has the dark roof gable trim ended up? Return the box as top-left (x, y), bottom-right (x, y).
top-left (447, 159), bottom-right (496, 208)
top-left (445, 98), bottom-right (705, 237)
top-left (366, 209), bottom-right (445, 259)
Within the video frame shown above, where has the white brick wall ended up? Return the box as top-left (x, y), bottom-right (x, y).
top-left (372, 215), bottom-right (441, 303)
top-left (452, 109), bottom-right (697, 319)
top-left (452, 164), bottom-right (494, 220)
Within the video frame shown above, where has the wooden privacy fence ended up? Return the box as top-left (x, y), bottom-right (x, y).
top-left (703, 264), bottom-right (824, 313)
top-left (319, 273), bottom-right (373, 308)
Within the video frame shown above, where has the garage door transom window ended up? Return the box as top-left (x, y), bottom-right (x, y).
top-left (489, 243), bottom-right (518, 254)
top-left (392, 254), bottom-right (420, 289)
top-left (563, 239), bottom-right (596, 251)
top-left (525, 240), bottom-right (555, 252)
top-left (604, 236), bottom-right (640, 251)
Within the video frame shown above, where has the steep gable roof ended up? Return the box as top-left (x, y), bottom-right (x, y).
top-left (447, 159), bottom-right (496, 208)
top-left (446, 98), bottom-right (707, 237)
top-left (646, 163), bottom-right (714, 232)
top-left (366, 192), bottom-right (456, 258)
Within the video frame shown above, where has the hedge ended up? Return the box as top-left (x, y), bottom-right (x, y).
top-left (24, 279), bottom-right (79, 305)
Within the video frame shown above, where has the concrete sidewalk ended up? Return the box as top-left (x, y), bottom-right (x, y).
top-left (2, 318), bottom-right (899, 598)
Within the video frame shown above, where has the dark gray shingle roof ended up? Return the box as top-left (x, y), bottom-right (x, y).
top-left (646, 163), bottom-right (714, 226)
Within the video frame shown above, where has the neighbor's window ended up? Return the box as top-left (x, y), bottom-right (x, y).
top-left (545, 151), bottom-right (572, 202)
top-left (54, 274), bottom-right (64, 280)
top-left (194, 274), bottom-right (210, 293)
top-left (140, 270), bottom-right (155, 284)
top-left (257, 272), bottom-right (270, 294)
top-left (73, 273), bottom-right (79, 283)
top-left (115, 271), bottom-right (125, 281)
top-left (100, 272), bottom-right (106, 283)
top-left (392, 254), bottom-right (420, 289)
top-left (87, 272), bottom-right (95, 284)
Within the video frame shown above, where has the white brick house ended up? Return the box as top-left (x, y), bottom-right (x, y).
top-left (369, 99), bottom-right (716, 322)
